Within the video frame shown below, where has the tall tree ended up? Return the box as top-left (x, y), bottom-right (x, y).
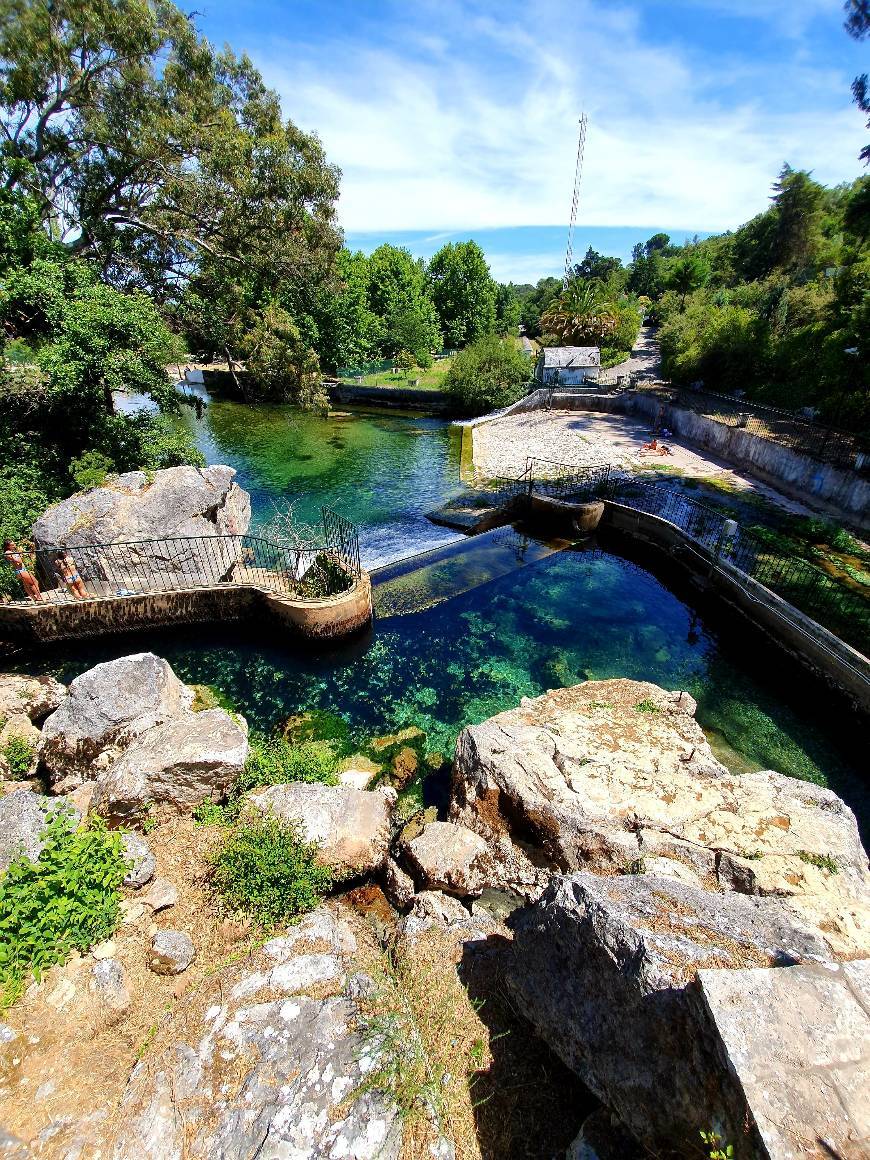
top-left (366, 244), bottom-right (440, 360)
top-left (0, 0), bottom-right (342, 297)
top-left (540, 280), bottom-right (619, 346)
top-left (771, 165), bottom-right (825, 271)
top-left (844, 0), bottom-right (870, 162)
top-left (572, 246), bottom-right (623, 284)
top-left (427, 241), bottom-right (497, 348)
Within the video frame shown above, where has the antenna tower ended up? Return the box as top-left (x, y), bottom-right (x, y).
top-left (563, 113), bottom-right (588, 287)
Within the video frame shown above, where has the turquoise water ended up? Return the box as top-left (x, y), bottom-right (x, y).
top-left (181, 400), bottom-right (464, 567)
top-left (34, 524), bottom-right (867, 833)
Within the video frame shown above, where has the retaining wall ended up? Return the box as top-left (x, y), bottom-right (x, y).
top-left (602, 503), bottom-right (870, 713)
top-left (326, 382), bottom-right (451, 412)
top-left (0, 575), bottom-right (373, 645)
top-left (464, 389), bottom-right (870, 531)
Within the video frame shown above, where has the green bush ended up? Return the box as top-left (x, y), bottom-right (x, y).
top-left (0, 809), bottom-right (126, 1007)
top-left (69, 449), bottom-right (113, 491)
top-left (443, 334), bottom-right (530, 417)
top-left (2, 733), bottom-right (36, 779)
top-left (210, 817), bottom-right (332, 927)
top-left (193, 733), bottom-right (339, 825)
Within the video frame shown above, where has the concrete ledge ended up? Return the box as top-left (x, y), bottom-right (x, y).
top-left (603, 502), bottom-right (870, 713)
top-left (326, 382), bottom-right (451, 412)
top-left (0, 575), bottom-right (373, 645)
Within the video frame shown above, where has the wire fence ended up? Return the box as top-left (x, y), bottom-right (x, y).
top-left (3, 508), bottom-right (362, 608)
top-left (335, 349), bottom-right (456, 381)
top-left (636, 384), bottom-right (870, 475)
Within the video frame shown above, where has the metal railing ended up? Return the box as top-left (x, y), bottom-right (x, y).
top-left (494, 458), bottom-right (868, 654)
top-left (3, 508), bottom-right (362, 608)
top-left (636, 383), bottom-right (870, 475)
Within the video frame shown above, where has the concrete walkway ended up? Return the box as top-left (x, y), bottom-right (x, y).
top-left (603, 324), bottom-right (662, 381)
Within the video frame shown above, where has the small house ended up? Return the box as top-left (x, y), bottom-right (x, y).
top-left (536, 346), bottom-right (600, 386)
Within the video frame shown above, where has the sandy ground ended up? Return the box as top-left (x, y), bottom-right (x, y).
top-left (471, 408), bottom-right (821, 519)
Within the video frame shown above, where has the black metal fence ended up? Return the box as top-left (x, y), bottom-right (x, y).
top-left (4, 508), bottom-right (362, 607)
top-left (609, 479), bottom-right (869, 654)
top-left (638, 384), bottom-right (869, 475)
top-left (524, 459), bottom-right (615, 503)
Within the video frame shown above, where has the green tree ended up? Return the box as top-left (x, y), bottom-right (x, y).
top-left (844, 0), bottom-right (870, 162)
top-left (494, 283), bottom-right (522, 335)
top-left (771, 165), bottom-right (825, 271)
top-left (572, 246), bottom-right (624, 284)
top-left (314, 249), bottom-right (382, 372)
top-left (668, 255), bottom-right (710, 305)
top-left (366, 245), bottom-right (440, 361)
top-left (427, 241), bottom-right (497, 348)
top-left (443, 334), bottom-right (530, 416)
top-left (238, 304), bottom-right (326, 409)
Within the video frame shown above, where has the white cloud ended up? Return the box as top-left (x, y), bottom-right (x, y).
top-left (252, 0), bottom-right (865, 234)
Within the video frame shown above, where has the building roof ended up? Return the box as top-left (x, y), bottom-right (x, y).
top-left (539, 346), bottom-right (600, 368)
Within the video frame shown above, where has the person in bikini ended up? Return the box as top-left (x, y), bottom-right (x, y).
top-left (3, 540), bottom-right (44, 601)
top-left (53, 550), bottom-right (90, 599)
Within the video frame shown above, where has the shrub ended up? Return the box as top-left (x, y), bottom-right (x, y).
top-left (0, 809), bottom-right (126, 1007)
top-left (209, 817), bottom-right (332, 927)
top-left (443, 334), bottom-right (530, 416)
top-left (69, 449), bottom-right (113, 491)
top-left (2, 733), bottom-right (36, 779)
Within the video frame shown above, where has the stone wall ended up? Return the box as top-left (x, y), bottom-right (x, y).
top-left (603, 503), bottom-right (870, 713)
top-left (0, 576), bottom-right (373, 645)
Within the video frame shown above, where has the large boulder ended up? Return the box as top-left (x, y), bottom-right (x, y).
top-left (0, 674), bottom-right (67, 723)
top-left (90, 709), bottom-right (248, 824)
top-left (451, 679), bottom-right (870, 955)
top-left (111, 908), bottom-right (403, 1159)
top-left (31, 465), bottom-right (251, 588)
top-left (39, 654), bottom-right (192, 789)
top-left (506, 872), bottom-right (831, 1157)
top-left (0, 789), bottom-right (80, 872)
top-left (245, 783), bottom-right (392, 877)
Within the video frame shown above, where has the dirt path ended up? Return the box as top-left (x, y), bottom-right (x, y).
top-left (604, 324), bottom-right (661, 381)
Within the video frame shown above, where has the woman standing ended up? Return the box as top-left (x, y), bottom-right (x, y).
top-left (3, 540), bottom-right (44, 602)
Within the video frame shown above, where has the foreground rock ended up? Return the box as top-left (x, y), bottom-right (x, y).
top-left (0, 789), bottom-right (80, 872)
top-left (452, 679), bottom-right (870, 955)
top-left (402, 821), bottom-right (493, 897)
top-left (38, 653), bottom-right (248, 816)
top-left (39, 654), bottom-right (192, 789)
top-left (31, 464), bottom-right (251, 586)
top-left (245, 783), bottom-right (391, 877)
top-left (506, 872), bottom-right (831, 1155)
top-left (112, 908), bottom-right (402, 1159)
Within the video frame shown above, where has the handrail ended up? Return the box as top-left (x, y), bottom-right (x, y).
top-left (2, 508), bottom-right (363, 609)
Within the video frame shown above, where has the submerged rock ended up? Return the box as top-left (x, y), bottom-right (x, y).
top-left (31, 464), bottom-right (251, 587)
top-left (113, 907), bottom-right (403, 1159)
top-left (245, 782), bottom-right (391, 877)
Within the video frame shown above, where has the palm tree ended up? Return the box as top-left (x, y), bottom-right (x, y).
top-left (540, 280), bottom-right (619, 345)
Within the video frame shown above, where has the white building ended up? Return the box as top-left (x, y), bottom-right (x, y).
top-left (536, 346), bottom-right (600, 386)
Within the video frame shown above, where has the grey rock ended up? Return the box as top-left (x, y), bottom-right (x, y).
top-left (112, 906), bottom-right (403, 1160)
top-left (261, 908), bottom-right (358, 960)
top-left (140, 877), bottom-right (178, 913)
top-left (395, 890), bottom-right (497, 946)
top-left (697, 960), bottom-right (870, 1160)
top-left (245, 782), bottom-right (391, 877)
top-left (0, 1127), bottom-right (32, 1159)
top-left (31, 464), bottom-right (251, 588)
top-left (565, 1110), bottom-right (643, 1160)
top-left (506, 872), bottom-right (830, 1156)
top-left (0, 789), bottom-right (80, 872)
top-left (90, 959), bottom-right (132, 1015)
top-left (149, 930), bottom-right (195, 976)
top-left (39, 653), bottom-right (192, 788)
top-left (382, 855), bottom-right (416, 910)
top-left (122, 832), bottom-right (155, 888)
top-left (0, 673), bottom-right (66, 723)
top-left (91, 708), bottom-right (248, 823)
top-left (403, 821), bottom-right (493, 898)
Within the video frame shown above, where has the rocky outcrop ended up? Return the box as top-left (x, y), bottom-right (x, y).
top-left (38, 653), bottom-right (248, 817)
top-left (0, 789), bottom-right (80, 872)
top-left (452, 679), bottom-right (870, 955)
top-left (39, 653), bottom-right (192, 789)
top-left (245, 783), bottom-right (392, 877)
top-left (90, 709), bottom-right (248, 824)
top-left (402, 821), bottom-right (493, 897)
top-left (506, 872), bottom-right (830, 1156)
top-left (111, 908), bottom-right (403, 1159)
top-left (31, 464), bottom-right (251, 587)
top-left (0, 674), bottom-right (66, 723)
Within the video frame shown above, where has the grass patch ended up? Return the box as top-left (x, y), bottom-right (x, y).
top-left (209, 816), bottom-right (332, 927)
top-left (0, 809), bottom-right (126, 1007)
top-left (797, 850), bottom-right (838, 874)
top-left (634, 698), bottom-right (660, 714)
top-left (353, 359), bottom-right (453, 391)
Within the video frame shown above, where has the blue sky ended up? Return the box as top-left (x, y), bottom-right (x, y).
top-left (195, 0), bottom-right (867, 281)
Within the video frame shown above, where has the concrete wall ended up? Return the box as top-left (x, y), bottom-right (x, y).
top-left (602, 502), bottom-right (870, 713)
top-left (326, 382), bottom-right (451, 413)
top-left (464, 389), bottom-right (870, 532)
top-left (0, 576), bottom-right (373, 646)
